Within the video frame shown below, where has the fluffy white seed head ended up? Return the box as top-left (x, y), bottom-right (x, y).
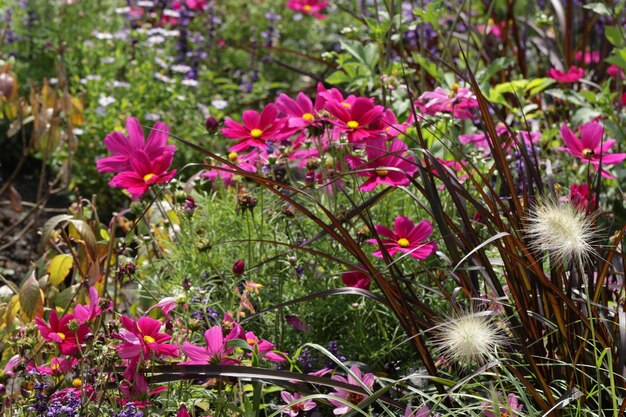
top-left (525, 200), bottom-right (595, 266)
top-left (433, 312), bottom-right (504, 367)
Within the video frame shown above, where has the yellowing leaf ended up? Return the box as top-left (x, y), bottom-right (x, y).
top-left (19, 273), bottom-right (42, 318)
top-left (47, 254), bottom-right (74, 286)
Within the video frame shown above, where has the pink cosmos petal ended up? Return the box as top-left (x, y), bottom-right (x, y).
top-left (579, 121), bottom-right (603, 150)
top-left (560, 124), bottom-right (583, 155)
top-left (126, 117), bottom-right (146, 150)
top-left (394, 216), bottom-right (415, 237)
top-left (372, 225), bottom-right (395, 240)
top-left (205, 326), bottom-right (225, 355)
top-left (137, 317), bottom-right (162, 337)
top-left (242, 110), bottom-right (260, 130)
top-left (144, 121), bottom-right (170, 156)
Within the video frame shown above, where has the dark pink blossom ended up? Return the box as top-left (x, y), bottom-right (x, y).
top-left (548, 66), bottom-right (584, 83)
top-left (570, 183), bottom-right (596, 213)
top-left (74, 286), bottom-right (110, 324)
top-left (575, 50), bottom-right (600, 64)
top-left (367, 216), bottom-right (437, 260)
top-left (481, 393), bottom-right (523, 417)
top-left (245, 331), bottom-right (286, 362)
top-left (96, 117), bottom-right (175, 174)
top-left (559, 121), bottom-right (626, 179)
top-left (222, 104), bottom-right (288, 152)
top-left (36, 311), bottom-right (89, 355)
top-left (286, 0), bottom-right (329, 19)
top-left (346, 137), bottom-right (417, 191)
top-left (116, 316), bottom-right (179, 360)
top-left (107, 150), bottom-right (177, 199)
top-left (181, 325), bottom-right (238, 365)
top-left (417, 84), bottom-right (478, 119)
top-left (341, 266), bottom-right (371, 290)
top-left (325, 97), bottom-right (384, 142)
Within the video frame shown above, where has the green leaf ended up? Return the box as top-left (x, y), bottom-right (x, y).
top-left (583, 2), bottom-right (612, 16)
top-left (605, 26), bottom-right (624, 47)
top-left (19, 272), bottom-right (42, 318)
top-left (525, 77), bottom-right (556, 96)
top-left (47, 254), bottom-right (74, 286)
top-left (606, 48), bottom-right (626, 70)
top-left (325, 70), bottom-right (350, 85)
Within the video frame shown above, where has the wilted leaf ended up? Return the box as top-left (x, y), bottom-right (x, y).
top-left (5, 294), bottom-right (20, 326)
top-left (47, 254), bottom-right (73, 286)
top-left (69, 96), bottom-right (84, 126)
top-left (8, 185), bottom-right (22, 212)
top-left (19, 272), bottom-right (42, 318)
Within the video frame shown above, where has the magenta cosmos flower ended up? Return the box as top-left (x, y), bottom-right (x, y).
top-left (245, 331), bottom-right (286, 362)
top-left (346, 137), bottom-right (418, 191)
top-left (417, 84), bottom-right (478, 119)
top-left (325, 97), bottom-right (384, 143)
top-left (280, 391), bottom-right (316, 417)
top-left (107, 150), bottom-right (177, 199)
top-left (341, 266), bottom-right (371, 290)
top-left (275, 92), bottom-right (322, 139)
top-left (74, 286), bottom-right (110, 324)
top-left (481, 393), bottom-right (523, 417)
top-left (96, 117), bottom-right (175, 173)
top-left (547, 66), bottom-right (584, 83)
top-left (116, 316), bottom-right (179, 360)
top-left (286, 0), bottom-right (329, 19)
top-left (367, 216), bottom-right (437, 260)
top-left (222, 104), bottom-right (288, 152)
top-left (36, 311), bottom-right (89, 355)
top-left (559, 121), bottom-right (626, 179)
top-left (328, 366), bottom-right (376, 415)
top-left (181, 325), bottom-right (238, 365)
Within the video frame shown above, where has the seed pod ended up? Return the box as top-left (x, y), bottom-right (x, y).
top-left (0, 73), bottom-right (14, 98)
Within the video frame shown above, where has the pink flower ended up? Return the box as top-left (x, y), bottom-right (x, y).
top-left (29, 357), bottom-right (77, 375)
top-left (459, 125), bottom-right (540, 155)
top-left (417, 84), bottom-right (478, 119)
top-left (346, 137), bottom-right (418, 191)
top-left (222, 104), bottom-right (288, 152)
top-left (280, 391), bottom-right (316, 417)
top-left (405, 406), bottom-right (432, 417)
top-left (107, 150), bottom-right (177, 199)
top-left (36, 311), bottom-right (89, 355)
top-left (367, 216), bottom-right (437, 260)
top-left (74, 286), bottom-right (110, 324)
top-left (341, 266), bottom-right (371, 290)
top-left (325, 97), bottom-right (384, 143)
top-left (185, 0), bottom-right (207, 9)
top-left (245, 331), bottom-right (286, 362)
top-left (547, 66), bottom-right (584, 83)
top-left (181, 325), bottom-right (238, 365)
top-left (481, 393), bottom-right (523, 417)
top-left (116, 316), bottom-right (179, 360)
top-left (286, 0), bottom-right (329, 19)
top-left (608, 65), bottom-right (624, 79)
top-left (559, 121), bottom-right (626, 179)
top-left (575, 50), bottom-right (600, 64)
top-left (177, 404), bottom-right (191, 417)
top-left (570, 183), bottom-right (596, 213)
top-left (96, 117), bottom-right (175, 174)
top-left (275, 92), bottom-right (322, 132)
top-left (328, 366), bottom-right (376, 415)
top-left (146, 297), bottom-right (178, 318)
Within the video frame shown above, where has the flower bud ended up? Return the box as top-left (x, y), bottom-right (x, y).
top-left (232, 259), bottom-right (245, 276)
top-left (0, 73), bottom-right (14, 98)
top-left (205, 116), bottom-right (219, 133)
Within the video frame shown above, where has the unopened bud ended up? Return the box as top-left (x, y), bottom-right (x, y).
top-left (232, 259), bottom-right (245, 276)
top-left (205, 116), bottom-right (219, 133)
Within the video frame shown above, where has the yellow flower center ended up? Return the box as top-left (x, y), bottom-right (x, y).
top-left (303, 4), bottom-right (312, 11)
top-left (487, 18), bottom-right (495, 25)
top-left (582, 148), bottom-right (595, 158)
top-left (72, 378), bottom-right (82, 388)
top-left (228, 151), bottom-right (239, 162)
top-left (56, 332), bottom-right (66, 341)
top-left (51, 363), bottom-right (60, 371)
top-left (341, 102), bottom-right (351, 108)
top-left (143, 335), bottom-right (155, 343)
top-left (449, 83), bottom-right (460, 98)
top-left (302, 112), bottom-right (314, 121)
top-left (246, 338), bottom-right (256, 346)
top-left (347, 120), bottom-right (359, 129)
top-left (143, 173), bottom-right (156, 183)
top-left (250, 128), bottom-right (263, 138)
top-left (375, 168), bottom-right (389, 177)
top-left (397, 238), bottom-right (410, 248)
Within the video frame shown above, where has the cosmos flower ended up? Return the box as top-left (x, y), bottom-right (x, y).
top-left (286, 0), bottom-right (329, 19)
top-left (481, 393), bottom-right (523, 417)
top-left (346, 137), bottom-right (418, 191)
top-left (181, 325), bottom-right (237, 365)
top-left (96, 117), bottom-right (175, 173)
top-left (107, 150), bottom-right (177, 199)
top-left (245, 331), bottom-right (286, 362)
top-left (325, 97), bottom-right (385, 142)
top-left (74, 286), bottom-right (110, 324)
top-left (116, 316), bottom-right (179, 360)
top-left (328, 366), bottom-right (376, 415)
top-left (367, 216), bottom-right (437, 260)
top-left (416, 84), bottom-right (478, 119)
top-left (547, 66), bottom-right (584, 83)
top-left (222, 104), bottom-right (289, 152)
top-left (280, 391), bottom-right (316, 417)
top-left (341, 266), bottom-right (371, 290)
top-left (559, 121), bottom-right (626, 179)
top-left (36, 311), bottom-right (89, 356)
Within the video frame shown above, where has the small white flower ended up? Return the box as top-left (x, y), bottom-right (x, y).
top-left (182, 79), bottom-right (198, 87)
top-left (432, 311), bottom-right (504, 366)
top-left (525, 199), bottom-right (595, 265)
top-left (211, 99), bottom-right (228, 110)
top-left (98, 95), bottom-right (116, 107)
top-left (171, 64), bottom-right (192, 74)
